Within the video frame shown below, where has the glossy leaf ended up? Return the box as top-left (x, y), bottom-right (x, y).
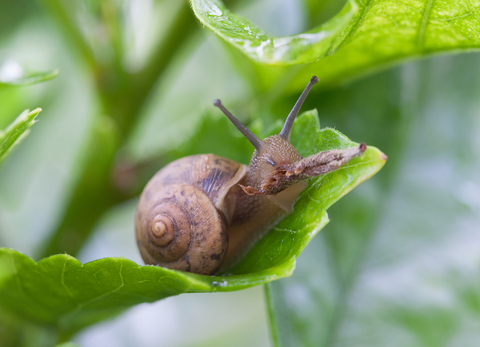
top-left (192, 0), bottom-right (480, 90)
top-left (288, 0), bottom-right (480, 90)
top-left (190, 0), bottom-right (357, 65)
top-left (0, 110), bottom-right (385, 335)
top-left (0, 109), bottom-right (41, 164)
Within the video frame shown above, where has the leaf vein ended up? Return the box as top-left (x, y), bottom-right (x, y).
top-left (327, 0), bottom-right (373, 55)
top-left (61, 263), bottom-right (126, 319)
top-left (460, 0), bottom-right (480, 24)
top-left (9, 253), bottom-right (23, 296)
top-left (61, 259), bottom-right (75, 300)
top-left (417, 0), bottom-right (436, 51)
top-left (392, 0), bottom-right (422, 14)
top-left (437, 13), bottom-right (473, 22)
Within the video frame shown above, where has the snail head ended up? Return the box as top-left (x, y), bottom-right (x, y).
top-left (214, 76), bottom-right (366, 196)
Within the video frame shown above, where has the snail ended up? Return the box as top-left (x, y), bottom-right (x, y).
top-left (135, 76), bottom-right (366, 275)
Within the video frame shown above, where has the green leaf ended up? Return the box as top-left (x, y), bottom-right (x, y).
top-left (190, 0), bottom-right (357, 65)
top-left (0, 248), bottom-right (287, 335)
top-left (0, 108), bottom-right (42, 164)
top-left (55, 344), bottom-right (80, 347)
top-left (229, 110), bottom-right (386, 274)
top-left (0, 69), bottom-right (59, 88)
top-left (287, 0), bottom-right (480, 90)
top-left (0, 110), bottom-right (385, 335)
top-left (192, 0), bottom-right (480, 90)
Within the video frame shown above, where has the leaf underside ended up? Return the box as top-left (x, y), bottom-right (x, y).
top-left (190, 0), bottom-right (357, 65)
top-left (191, 0), bottom-right (480, 89)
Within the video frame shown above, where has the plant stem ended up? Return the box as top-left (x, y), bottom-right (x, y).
top-left (38, 0), bottom-right (97, 71)
top-left (264, 283), bottom-right (281, 347)
top-left (94, 1), bottom-right (199, 138)
top-left (37, 1), bottom-right (198, 259)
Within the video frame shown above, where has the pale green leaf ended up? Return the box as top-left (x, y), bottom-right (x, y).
top-left (192, 0), bottom-right (480, 90)
top-left (190, 0), bottom-right (357, 65)
top-left (0, 109), bottom-right (42, 164)
top-left (0, 69), bottom-right (59, 88)
top-left (289, 0), bottom-right (480, 90)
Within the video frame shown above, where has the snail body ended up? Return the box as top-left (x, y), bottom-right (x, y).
top-left (135, 77), bottom-right (366, 275)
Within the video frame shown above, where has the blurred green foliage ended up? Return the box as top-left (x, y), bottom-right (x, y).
top-left (1, 0), bottom-right (480, 346)
top-left (0, 109), bottom-right (41, 164)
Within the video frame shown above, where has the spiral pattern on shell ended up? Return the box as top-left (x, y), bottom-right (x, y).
top-left (144, 200), bottom-right (191, 262)
top-left (135, 183), bottom-right (228, 275)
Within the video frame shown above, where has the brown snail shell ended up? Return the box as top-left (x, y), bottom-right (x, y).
top-left (135, 154), bottom-right (246, 275)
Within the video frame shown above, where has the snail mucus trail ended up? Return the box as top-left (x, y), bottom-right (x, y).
top-left (135, 76), bottom-right (366, 275)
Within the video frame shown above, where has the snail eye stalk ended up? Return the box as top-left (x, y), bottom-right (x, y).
top-left (214, 99), bottom-right (263, 152)
top-left (279, 76), bottom-right (319, 142)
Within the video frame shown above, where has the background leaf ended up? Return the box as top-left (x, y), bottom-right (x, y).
top-left (0, 67), bottom-right (58, 88)
top-left (287, 0), bottom-right (480, 90)
top-left (55, 343), bottom-right (80, 347)
top-left (0, 108), bottom-right (41, 164)
top-left (192, 0), bottom-right (480, 91)
top-left (190, 0), bottom-right (357, 65)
